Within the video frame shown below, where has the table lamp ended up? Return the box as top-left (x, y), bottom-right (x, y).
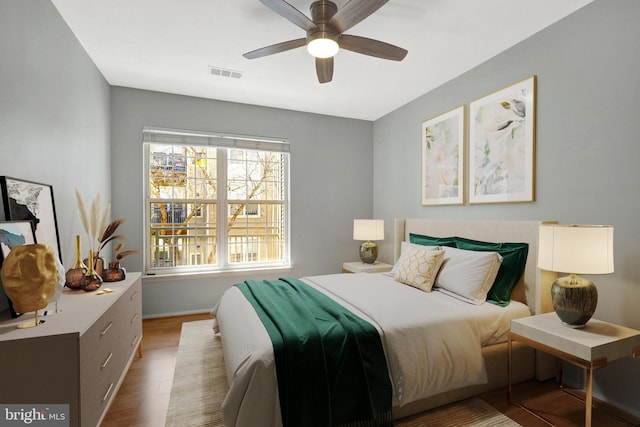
top-left (353, 219), bottom-right (384, 264)
top-left (538, 224), bottom-right (614, 328)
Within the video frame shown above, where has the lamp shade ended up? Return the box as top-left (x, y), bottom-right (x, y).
top-left (538, 224), bottom-right (614, 274)
top-left (353, 219), bottom-right (384, 241)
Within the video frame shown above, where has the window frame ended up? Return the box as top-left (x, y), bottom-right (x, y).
top-left (143, 127), bottom-right (290, 276)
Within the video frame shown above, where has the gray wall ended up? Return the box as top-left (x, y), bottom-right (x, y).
top-left (0, 0), bottom-right (111, 310)
top-left (373, 0), bottom-right (640, 416)
top-left (110, 87), bottom-right (373, 316)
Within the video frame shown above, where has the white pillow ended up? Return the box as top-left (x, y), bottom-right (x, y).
top-left (391, 241), bottom-right (441, 275)
top-left (394, 247), bottom-right (445, 292)
top-left (435, 246), bottom-right (502, 304)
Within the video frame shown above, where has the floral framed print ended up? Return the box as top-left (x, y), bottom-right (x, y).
top-left (421, 105), bottom-right (465, 205)
top-left (469, 76), bottom-right (536, 204)
top-left (0, 177), bottom-right (62, 263)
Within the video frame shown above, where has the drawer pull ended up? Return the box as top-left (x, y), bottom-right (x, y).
top-left (130, 313), bottom-right (139, 324)
top-left (100, 321), bottom-right (113, 336)
top-left (101, 352), bottom-right (113, 369)
top-left (130, 291), bottom-right (139, 301)
top-left (131, 335), bottom-right (139, 348)
top-left (102, 382), bottom-right (114, 402)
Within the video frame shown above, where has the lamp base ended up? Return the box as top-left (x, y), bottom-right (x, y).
top-left (359, 241), bottom-right (378, 264)
top-left (551, 274), bottom-right (598, 328)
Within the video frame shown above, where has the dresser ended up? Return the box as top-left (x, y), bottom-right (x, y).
top-left (0, 272), bottom-right (142, 427)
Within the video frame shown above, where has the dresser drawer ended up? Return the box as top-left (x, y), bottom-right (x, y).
top-left (79, 298), bottom-right (125, 426)
top-left (79, 345), bottom-right (122, 427)
top-left (122, 279), bottom-right (143, 341)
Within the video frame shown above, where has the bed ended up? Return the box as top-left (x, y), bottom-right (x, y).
top-left (211, 218), bottom-right (558, 426)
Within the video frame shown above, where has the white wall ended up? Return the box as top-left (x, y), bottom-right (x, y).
top-left (373, 0), bottom-right (640, 416)
top-left (109, 87), bottom-right (374, 316)
top-left (0, 0), bottom-right (111, 310)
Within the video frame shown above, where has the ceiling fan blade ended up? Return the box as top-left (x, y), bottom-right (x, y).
top-left (340, 34), bottom-right (407, 61)
top-left (329, 0), bottom-right (389, 33)
top-left (259, 0), bottom-right (317, 32)
top-left (316, 57), bottom-right (334, 83)
top-left (243, 38), bottom-right (307, 59)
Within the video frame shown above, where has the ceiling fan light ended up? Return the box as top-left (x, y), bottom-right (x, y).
top-left (307, 37), bottom-right (339, 58)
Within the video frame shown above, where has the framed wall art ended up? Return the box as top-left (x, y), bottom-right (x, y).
top-left (0, 220), bottom-right (36, 260)
top-left (421, 105), bottom-right (465, 206)
top-left (0, 176), bottom-right (62, 263)
top-left (0, 220), bottom-right (37, 318)
top-left (468, 76), bottom-right (536, 204)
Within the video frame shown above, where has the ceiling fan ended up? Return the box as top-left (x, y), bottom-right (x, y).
top-left (243, 0), bottom-right (408, 83)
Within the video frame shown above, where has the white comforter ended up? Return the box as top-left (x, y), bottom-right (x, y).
top-left (211, 273), bottom-right (530, 427)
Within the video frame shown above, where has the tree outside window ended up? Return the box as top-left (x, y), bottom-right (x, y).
top-left (144, 136), bottom-right (289, 274)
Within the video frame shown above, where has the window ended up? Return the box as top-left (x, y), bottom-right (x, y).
top-left (143, 127), bottom-right (290, 275)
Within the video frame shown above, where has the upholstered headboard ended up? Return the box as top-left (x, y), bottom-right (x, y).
top-left (393, 218), bottom-right (557, 315)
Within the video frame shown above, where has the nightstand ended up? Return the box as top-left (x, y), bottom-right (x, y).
top-left (508, 312), bottom-right (640, 427)
top-left (342, 261), bottom-right (393, 274)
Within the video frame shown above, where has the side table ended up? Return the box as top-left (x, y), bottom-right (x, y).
top-left (342, 261), bottom-right (393, 274)
top-left (508, 312), bottom-right (640, 427)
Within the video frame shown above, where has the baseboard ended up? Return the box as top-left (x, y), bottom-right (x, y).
top-left (561, 386), bottom-right (640, 426)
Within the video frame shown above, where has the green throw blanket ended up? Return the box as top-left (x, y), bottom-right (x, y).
top-left (235, 277), bottom-right (392, 427)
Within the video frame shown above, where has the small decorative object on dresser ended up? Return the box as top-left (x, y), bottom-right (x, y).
top-left (0, 220), bottom-right (37, 317)
top-left (0, 243), bottom-right (59, 328)
top-left (79, 249), bottom-right (103, 292)
top-left (353, 219), bottom-right (384, 264)
top-left (103, 242), bottom-right (138, 282)
top-left (75, 188), bottom-right (138, 281)
top-left (538, 224), bottom-right (614, 328)
top-left (65, 234), bottom-right (88, 289)
top-left (103, 261), bottom-right (126, 282)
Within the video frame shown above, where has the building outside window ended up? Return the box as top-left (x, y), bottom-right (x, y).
top-left (143, 127), bottom-right (290, 275)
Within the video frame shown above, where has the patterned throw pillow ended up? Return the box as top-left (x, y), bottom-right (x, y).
top-left (394, 247), bottom-right (445, 292)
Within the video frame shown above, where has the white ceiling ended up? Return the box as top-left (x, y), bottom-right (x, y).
top-left (50, 0), bottom-right (593, 121)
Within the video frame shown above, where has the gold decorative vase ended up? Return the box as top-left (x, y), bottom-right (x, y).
top-left (80, 250), bottom-right (103, 292)
top-left (65, 235), bottom-right (88, 290)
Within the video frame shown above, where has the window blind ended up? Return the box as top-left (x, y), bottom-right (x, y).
top-left (142, 126), bottom-right (290, 153)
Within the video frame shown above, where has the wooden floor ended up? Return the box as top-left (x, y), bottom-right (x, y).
top-left (101, 313), bottom-right (637, 427)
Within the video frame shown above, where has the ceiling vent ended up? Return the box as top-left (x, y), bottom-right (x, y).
top-left (208, 66), bottom-right (243, 79)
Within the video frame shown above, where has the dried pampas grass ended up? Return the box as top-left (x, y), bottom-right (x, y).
top-left (75, 188), bottom-right (129, 259)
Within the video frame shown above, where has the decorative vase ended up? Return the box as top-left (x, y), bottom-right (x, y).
top-left (83, 254), bottom-right (105, 277)
top-left (80, 250), bottom-right (103, 292)
top-left (103, 261), bottom-right (126, 282)
top-left (65, 235), bottom-right (88, 290)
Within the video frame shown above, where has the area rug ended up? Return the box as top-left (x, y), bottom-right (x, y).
top-left (166, 319), bottom-right (521, 427)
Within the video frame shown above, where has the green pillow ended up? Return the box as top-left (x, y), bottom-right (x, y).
top-left (409, 233), bottom-right (457, 248)
top-left (453, 237), bottom-right (529, 307)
